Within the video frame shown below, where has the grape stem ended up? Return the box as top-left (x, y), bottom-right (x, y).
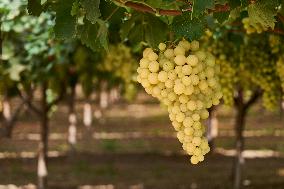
top-left (112, 0), bottom-right (230, 16)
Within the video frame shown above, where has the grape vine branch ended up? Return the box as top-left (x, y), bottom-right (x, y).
top-left (112, 0), bottom-right (230, 16)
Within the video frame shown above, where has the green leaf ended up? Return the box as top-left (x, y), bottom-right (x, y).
top-left (77, 19), bottom-right (108, 51)
top-left (80, 0), bottom-right (100, 23)
top-left (172, 13), bottom-right (205, 41)
top-left (120, 14), bottom-right (168, 48)
top-left (71, 0), bottom-right (80, 16)
top-left (97, 20), bottom-right (108, 50)
top-left (145, 15), bottom-right (168, 47)
top-left (54, 0), bottom-right (76, 39)
top-left (216, 0), bottom-right (228, 5)
top-left (120, 15), bottom-right (139, 41)
top-left (247, 0), bottom-right (279, 29)
top-left (213, 11), bottom-right (230, 24)
top-left (27, 0), bottom-right (42, 16)
top-left (228, 0), bottom-right (241, 9)
top-left (192, 0), bottom-right (214, 18)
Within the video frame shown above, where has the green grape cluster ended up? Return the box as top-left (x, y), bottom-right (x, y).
top-left (240, 37), bottom-right (281, 110)
top-left (98, 44), bottom-right (138, 100)
top-left (99, 44), bottom-right (137, 83)
top-left (242, 17), bottom-right (268, 34)
top-left (277, 56), bottom-right (284, 98)
top-left (208, 33), bottom-right (282, 110)
top-left (137, 40), bottom-right (223, 164)
top-left (208, 42), bottom-right (238, 106)
top-left (269, 35), bottom-right (281, 54)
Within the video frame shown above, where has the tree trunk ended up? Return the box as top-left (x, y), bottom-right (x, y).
top-left (206, 107), bottom-right (218, 151)
top-left (68, 85), bottom-right (77, 152)
top-left (233, 105), bottom-right (246, 189)
top-left (0, 96), bottom-right (23, 138)
top-left (38, 85), bottom-right (49, 189)
top-left (100, 81), bottom-right (108, 109)
top-left (83, 97), bottom-right (92, 128)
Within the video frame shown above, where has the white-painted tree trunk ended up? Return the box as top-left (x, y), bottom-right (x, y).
top-left (206, 109), bottom-right (218, 150)
top-left (100, 81), bottom-right (109, 109)
top-left (68, 113), bottom-right (77, 146)
top-left (37, 150), bottom-right (48, 189)
top-left (83, 102), bottom-right (92, 128)
top-left (3, 98), bottom-right (11, 121)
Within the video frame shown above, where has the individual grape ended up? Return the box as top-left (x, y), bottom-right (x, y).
top-left (174, 82), bottom-right (185, 95)
top-left (186, 55), bottom-right (199, 66)
top-left (184, 85), bottom-right (194, 95)
top-left (140, 69), bottom-right (150, 79)
top-left (148, 51), bottom-right (158, 61)
top-left (168, 70), bottom-right (177, 80)
top-left (168, 92), bottom-right (177, 101)
top-left (172, 121), bottom-right (182, 131)
top-left (148, 61), bottom-right (160, 72)
top-left (181, 76), bottom-right (191, 86)
top-left (174, 55), bottom-right (186, 65)
top-left (191, 74), bottom-right (200, 85)
top-left (184, 127), bottom-right (194, 135)
top-left (140, 58), bottom-right (150, 68)
top-left (174, 46), bottom-right (186, 55)
top-left (148, 73), bottom-right (159, 84)
top-left (179, 94), bottom-right (189, 104)
top-left (198, 155), bottom-right (204, 162)
top-left (165, 79), bottom-right (174, 88)
top-left (143, 48), bottom-right (152, 57)
top-left (176, 112), bottom-right (185, 123)
top-left (164, 49), bottom-right (175, 59)
top-left (178, 40), bottom-right (191, 51)
top-left (187, 100), bottom-right (197, 111)
top-left (190, 40), bottom-right (200, 51)
top-left (163, 61), bottom-right (175, 71)
top-left (183, 117), bottom-right (194, 127)
top-left (196, 51), bottom-right (206, 61)
top-left (159, 43), bottom-right (167, 51)
top-left (192, 137), bottom-right (202, 146)
top-left (180, 103), bottom-right (187, 112)
top-left (158, 71), bottom-right (168, 82)
top-left (192, 113), bottom-right (200, 121)
top-left (182, 65), bottom-right (192, 75)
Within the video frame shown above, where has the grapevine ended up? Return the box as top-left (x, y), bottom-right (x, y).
top-left (137, 39), bottom-right (222, 164)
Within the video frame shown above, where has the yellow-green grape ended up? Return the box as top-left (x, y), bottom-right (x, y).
top-left (148, 61), bottom-right (160, 72)
top-left (137, 39), bottom-right (222, 164)
top-left (242, 17), bottom-right (268, 34)
top-left (159, 43), bottom-right (167, 51)
top-left (158, 71), bottom-right (168, 82)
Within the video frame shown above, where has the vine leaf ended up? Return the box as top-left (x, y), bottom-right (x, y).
top-left (172, 13), bottom-right (205, 41)
top-left (80, 0), bottom-right (101, 23)
top-left (77, 19), bottom-right (108, 51)
top-left (248, 0), bottom-right (279, 29)
top-left (213, 11), bottom-right (230, 24)
top-left (120, 14), bottom-right (168, 48)
top-left (54, 0), bottom-right (76, 39)
top-left (27, 0), bottom-right (42, 16)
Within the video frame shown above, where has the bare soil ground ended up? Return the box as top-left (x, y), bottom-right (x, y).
top-left (0, 94), bottom-right (284, 189)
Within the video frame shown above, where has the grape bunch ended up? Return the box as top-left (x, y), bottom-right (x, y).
top-left (277, 56), bottom-right (284, 98)
top-left (137, 39), bottom-right (222, 164)
top-left (242, 17), bottom-right (268, 34)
